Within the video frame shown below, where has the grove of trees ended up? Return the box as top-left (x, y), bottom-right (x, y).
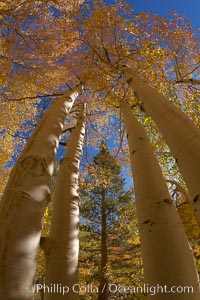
top-left (0, 0), bottom-right (200, 299)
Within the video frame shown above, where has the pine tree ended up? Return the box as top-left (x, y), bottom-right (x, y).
top-left (80, 141), bottom-right (133, 299)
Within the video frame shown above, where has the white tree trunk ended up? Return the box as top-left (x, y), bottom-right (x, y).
top-left (44, 104), bottom-right (86, 300)
top-left (0, 85), bottom-right (83, 300)
top-left (124, 68), bottom-right (200, 220)
top-left (121, 100), bottom-right (200, 299)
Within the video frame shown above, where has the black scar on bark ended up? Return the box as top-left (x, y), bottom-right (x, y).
top-left (127, 77), bottom-right (133, 84)
top-left (193, 194), bottom-right (200, 203)
top-left (143, 219), bottom-right (150, 225)
top-left (163, 198), bottom-right (173, 204)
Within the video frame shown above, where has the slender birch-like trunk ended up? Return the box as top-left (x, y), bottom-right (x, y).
top-left (121, 100), bottom-right (200, 299)
top-left (44, 104), bottom-right (86, 300)
top-left (0, 85), bottom-right (83, 300)
top-left (123, 68), bottom-right (200, 219)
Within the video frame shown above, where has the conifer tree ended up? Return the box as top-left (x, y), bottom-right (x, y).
top-left (80, 141), bottom-right (132, 299)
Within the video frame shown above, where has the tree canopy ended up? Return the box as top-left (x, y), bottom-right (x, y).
top-left (0, 0), bottom-right (200, 299)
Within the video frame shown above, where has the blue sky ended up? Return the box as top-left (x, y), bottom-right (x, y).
top-left (125, 0), bottom-right (199, 32)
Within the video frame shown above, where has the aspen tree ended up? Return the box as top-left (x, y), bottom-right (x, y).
top-left (0, 85), bottom-right (83, 300)
top-left (123, 68), bottom-right (200, 220)
top-left (44, 104), bottom-right (86, 300)
top-left (120, 99), bottom-right (200, 299)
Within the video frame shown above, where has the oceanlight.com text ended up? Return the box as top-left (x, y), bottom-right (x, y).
top-left (33, 283), bottom-right (194, 296)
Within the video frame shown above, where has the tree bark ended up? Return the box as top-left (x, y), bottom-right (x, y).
top-left (0, 85), bottom-right (83, 300)
top-left (44, 104), bottom-right (86, 300)
top-left (176, 79), bottom-right (200, 85)
top-left (121, 100), bottom-right (200, 299)
top-left (98, 190), bottom-right (108, 300)
top-left (124, 68), bottom-right (200, 220)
